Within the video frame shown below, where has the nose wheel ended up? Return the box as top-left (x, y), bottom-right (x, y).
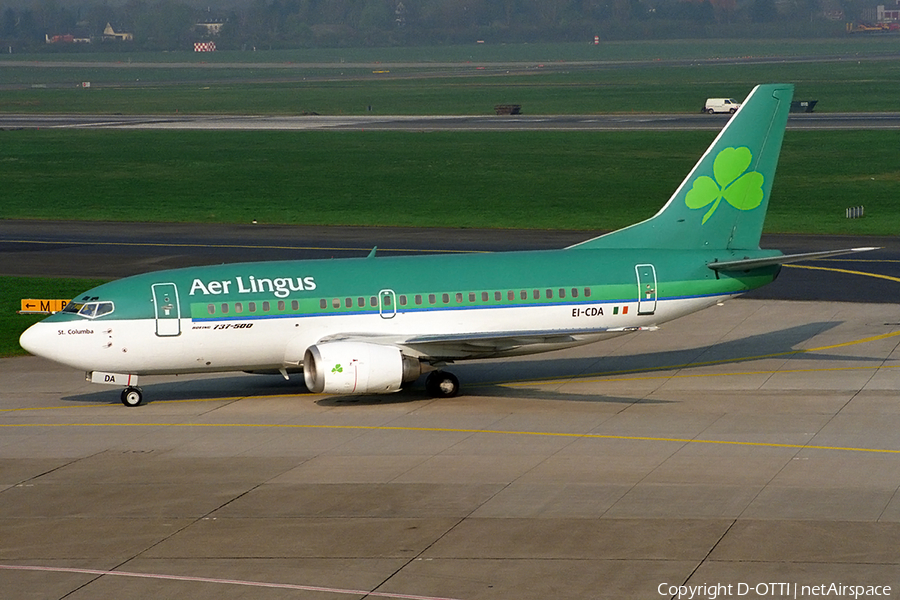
top-left (425, 371), bottom-right (460, 398)
top-left (121, 387), bottom-right (144, 407)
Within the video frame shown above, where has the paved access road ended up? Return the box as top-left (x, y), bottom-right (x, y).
top-left (3, 112), bottom-right (900, 131)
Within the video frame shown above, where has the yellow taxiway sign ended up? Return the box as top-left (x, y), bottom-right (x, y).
top-left (19, 299), bottom-right (70, 314)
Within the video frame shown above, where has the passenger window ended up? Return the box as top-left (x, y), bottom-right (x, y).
top-left (399, 295), bottom-right (407, 306)
top-left (235, 303), bottom-right (243, 314)
top-left (495, 291), bottom-right (502, 301)
top-left (429, 294), bottom-right (436, 304)
top-left (442, 293), bottom-right (449, 304)
top-left (370, 297), bottom-right (377, 307)
top-left (559, 289), bottom-right (566, 299)
top-left (571, 288), bottom-right (578, 298)
top-left (263, 301), bottom-right (271, 312)
top-left (249, 302), bottom-right (257, 312)
top-left (482, 292), bottom-right (489, 302)
top-left (533, 290), bottom-right (540, 300)
top-left (278, 301), bottom-right (285, 311)
top-left (345, 298), bottom-right (352, 308)
top-left (546, 289), bottom-right (553, 299)
top-left (415, 295), bottom-right (422, 305)
top-left (468, 292), bottom-right (476, 302)
top-left (456, 293), bottom-right (463, 303)
top-left (320, 299), bottom-right (327, 309)
top-left (332, 298), bottom-right (341, 309)
top-left (291, 300), bottom-right (299, 311)
top-left (520, 290), bottom-right (527, 300)
top-left (584, 288), bottom-right (591, 297)
top-left (221, 304), bottom-right (229, 314)
top-left (208, 304), bottom-right (215, 315)
top-left (358, 297), bottom-right (365, 307)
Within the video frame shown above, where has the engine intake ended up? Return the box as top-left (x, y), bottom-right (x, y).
top-left (303, 341), bottom-right (423, 394)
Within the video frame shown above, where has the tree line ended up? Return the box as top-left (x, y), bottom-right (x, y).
top-left (0, 0), bottom-right (853, 52)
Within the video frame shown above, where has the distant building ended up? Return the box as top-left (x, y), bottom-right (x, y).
top-left (102, 23), bottom-right (133, 42)
top-left (877, 3), bottom-right (900, 22)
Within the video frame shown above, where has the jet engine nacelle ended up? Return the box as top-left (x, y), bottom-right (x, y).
top-left (303, 341), bottom-right (423, 394)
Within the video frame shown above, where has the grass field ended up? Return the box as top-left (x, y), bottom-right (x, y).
top-left (4, 38), bottom-right (900, 64)
top-left (2, 62), bottom-right (900, 114)
top-left (2, 39), bottom-right (900, 114)
top-left (2, 129), bottom-right (898, 235)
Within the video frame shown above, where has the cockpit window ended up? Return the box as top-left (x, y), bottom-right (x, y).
top-left (62, 302), bottom-right (84, 315)
top-left (94, 302), bottom-right (114, 317)
top-left (62, 301), bottom-right (115, 319)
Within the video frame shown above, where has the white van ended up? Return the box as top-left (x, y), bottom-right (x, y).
top-left (704, 98), bottom-right (741, 114)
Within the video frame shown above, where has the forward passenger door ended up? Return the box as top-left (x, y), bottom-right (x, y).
top-left (152, 283), bottom-right (181, 336)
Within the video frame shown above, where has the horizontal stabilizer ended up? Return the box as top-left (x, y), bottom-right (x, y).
top-left (708, 247), bottom-right (879, 271)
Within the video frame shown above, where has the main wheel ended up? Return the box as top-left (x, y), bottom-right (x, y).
top-left (121, 387), bottom-right (143, 407)
top-left (425, 371), bottom-right (460, 398)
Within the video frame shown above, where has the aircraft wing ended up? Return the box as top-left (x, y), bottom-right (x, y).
top-left (317, 326), bottom-right (656, 361)
top-left (708, 247), bottom-right (879, 271)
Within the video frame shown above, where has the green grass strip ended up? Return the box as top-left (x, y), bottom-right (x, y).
top-left (3, 60), bottom-right (900, 114)
top-left (2, 129), bottom-right (897, 235)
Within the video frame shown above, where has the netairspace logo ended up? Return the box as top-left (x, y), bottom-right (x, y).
top-left (658, 582), bottom-right (892, 600)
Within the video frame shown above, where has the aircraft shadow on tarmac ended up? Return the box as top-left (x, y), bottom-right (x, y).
top-left (318, 388), bottom-right (663, 406)
top-left (466, 320), bottom-right (857, 386)
top-left (60, 320), bottom-right (876, 407)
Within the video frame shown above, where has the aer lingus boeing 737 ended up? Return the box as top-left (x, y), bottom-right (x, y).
top-left (19, 84), bottom-right (873, 406)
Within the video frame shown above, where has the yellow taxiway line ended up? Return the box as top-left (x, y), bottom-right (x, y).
top-left (1, 420), bottom-right (898, 456)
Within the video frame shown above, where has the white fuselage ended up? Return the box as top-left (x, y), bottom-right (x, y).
top-left (22, 293), bottom-right (730, 377)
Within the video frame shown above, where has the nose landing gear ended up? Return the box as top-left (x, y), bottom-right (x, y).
top-left (121, 387), bottom-right (144, 407)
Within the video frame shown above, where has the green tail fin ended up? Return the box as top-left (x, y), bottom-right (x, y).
top-left (571, 83), bottom-right (793, 251)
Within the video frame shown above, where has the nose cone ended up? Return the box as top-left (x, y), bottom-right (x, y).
top-left (19, 320), bottom-right (106, 372)
top-left (19, 322), bottom-right (58, 362)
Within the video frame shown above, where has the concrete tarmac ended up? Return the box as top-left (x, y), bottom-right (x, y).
top-left (2, 297), bottom-right (899, 599)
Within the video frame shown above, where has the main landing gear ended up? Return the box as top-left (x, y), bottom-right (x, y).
top-left (116, 374), bottom-right (459, 405)
top-left (121, 386), bottom-right (144, 407)
top-left (425, 371), bottom-right (460, 398)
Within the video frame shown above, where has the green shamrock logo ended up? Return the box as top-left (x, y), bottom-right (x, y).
top-left (685, 147), bottom-right (765, 224)
top-left (332, 364), bottom-right (343, 374)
